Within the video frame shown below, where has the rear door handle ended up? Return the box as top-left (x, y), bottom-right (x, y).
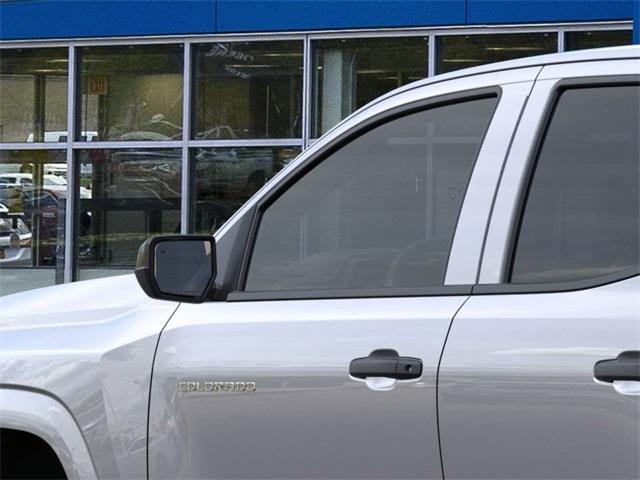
top-left (350, 349), bottom-right (422, 380)
top-left (594, 351), bottom-right (640, 395)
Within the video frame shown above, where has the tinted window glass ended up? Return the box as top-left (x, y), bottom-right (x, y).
top-left (0, 150), bottom-right (67, 296)
top-left (77, 148), bottom-right (181, 280)
top-left (436, 33), bottom-right (556, 74)
top-left (245, 97), bottom-right (497, 292)
top-left (511, 86), bottom-right (639, 284)
top-left (0, 48), bottom-right (68, 143)
top-left (191, 146), bottom-right (301, 234)
top-left (565, 30), bottom-right (633, 51)
top-left (193, 42), bottom-right (302, 139)
top-left (154, 239), bottom-right (212, 297)
top-left (79, 45), bottom-right (183, 142)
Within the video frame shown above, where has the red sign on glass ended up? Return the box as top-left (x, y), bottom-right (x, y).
top-left (87, 76), bottom-right (108, 95)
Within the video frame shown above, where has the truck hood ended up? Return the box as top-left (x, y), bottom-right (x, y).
top-left (0, 274), bottom-right (155, 330)
top-left (0, 274), bottom-right (180, 479)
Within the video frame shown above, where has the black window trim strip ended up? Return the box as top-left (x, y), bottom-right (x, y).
top-left (485, 75), bottom-right (640, 295)
top-left (227, 285), bottom-right (473, 302)
top-left (229, 86), bottom-right (502, 302)
top-left (473, 266), bottom-right (639, 295)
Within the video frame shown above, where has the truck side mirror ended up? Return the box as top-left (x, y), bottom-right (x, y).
top-left (135, 235), bottom-right (216, 302)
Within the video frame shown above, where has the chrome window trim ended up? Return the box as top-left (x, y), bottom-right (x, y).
top-left (478, 64), bottom-right (640, 288)
top-left (0, 21), bottom-right (634, 287)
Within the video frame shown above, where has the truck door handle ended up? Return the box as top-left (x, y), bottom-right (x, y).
top-left (594, 351), bottom-right (640, 396)
top-left (350, 349), bottom-right (422, 380)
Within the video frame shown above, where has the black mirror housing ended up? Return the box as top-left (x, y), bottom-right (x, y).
top-left (135, 235), bottom-right (216, 303)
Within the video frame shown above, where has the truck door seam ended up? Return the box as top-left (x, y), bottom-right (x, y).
top-left (436, 294), bottom-right (471, 480)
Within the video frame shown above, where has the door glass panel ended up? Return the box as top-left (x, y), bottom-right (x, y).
top-left (192, 146), bottom-right (300, 234)
top-left (0, 48), bottom-right (68, 143)
top-left (0, 150), bottom-right (66, 296)
top-left (77, 148), bottom-right (181, 280)
top-left (193, 41), bottom-right (303, 139)
top-left (436, 33), bottom-right (556, 74)
top-left (511, 85), bottom-right (639, 284)
top-left (245, 96), bottom-right (497, 292)
top-left (565, 30), bottom-right (633, 51)
top-left (79, 45), bottom-right (184, 142)
top-left (312, 37), bottom-right (428, 137)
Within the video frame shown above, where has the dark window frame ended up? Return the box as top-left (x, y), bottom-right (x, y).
top-left (475, 76), bottom-right (640, 295)
top-left (226, 86), bottom-right (501, 302)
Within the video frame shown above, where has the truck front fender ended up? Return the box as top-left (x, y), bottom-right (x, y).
top-left (0, 387), bottom-right (98, 480)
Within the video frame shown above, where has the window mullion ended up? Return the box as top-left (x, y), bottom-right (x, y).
top-left (181, 41), bottom-right (192, 234)
top-left (64, 45), bottom-right (77, 283)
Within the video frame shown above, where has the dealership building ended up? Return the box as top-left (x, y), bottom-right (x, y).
top-left (0, 0), bottom-right (638, 295)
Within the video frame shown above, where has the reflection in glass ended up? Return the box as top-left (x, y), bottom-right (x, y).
top-left (78, 149), bottom-right (181, 279)
top-left (0, 48), bottom-right (68, 143)
top-left (312, 37), bottom-right (428, 137)
top-left (565, 30), bottom-right (633, 51)
top-left (154, 239), bottom-right (212, 297)
top-left (193, 42), bottom-right (303, 140)
top-left (246, 97), bottom-right (497, 292)
top-left (0, 150), bottom-right (66, 296)
top-left (192, 146), bottom-right (300, 233)
top-left (79, 45), bottom-right (183, 141)
top-left (511, 86), bottom-right (639, 283)
top-left (436, 33), bottom-right (557, 74)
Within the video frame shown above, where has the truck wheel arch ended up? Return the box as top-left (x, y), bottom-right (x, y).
top-left (0, 388), bottom-right (98, 480)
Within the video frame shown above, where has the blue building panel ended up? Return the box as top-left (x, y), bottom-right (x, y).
top-left (467, 0), bottom-right (634, 24)
top-left (216, 0), bottom-right (466, 33)
top-left (0, 0), bottom-right (637, 40)
top-left (0, 0), bottom-right (216, 40)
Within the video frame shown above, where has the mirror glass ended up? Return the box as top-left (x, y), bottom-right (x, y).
top-left (154, 239), bottom-right (212, 297)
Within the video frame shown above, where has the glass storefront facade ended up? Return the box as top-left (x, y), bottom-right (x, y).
top-left (0, 22), bottom-right (633, 295)
top-left (0, 48), bottom-right (68, 143)
top-left (564, 29), bottom-right (634, 51)
top-left (0, 149), bottom-right (66, 295)
top-left (436, 32), bottom-right (557, 74)
top-left (192, 146), bottom-right (301, 233)
top-left (312, 36), bottom-right (428, 136)
top-left (79, 45), bottom-right (184, 142)
top-left (193, 41), bottom-right (303, 140)
top-left (77, 148), bottom-right (182, 280)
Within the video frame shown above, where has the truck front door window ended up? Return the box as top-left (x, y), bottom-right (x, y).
top-left (245, 96), bottom-right (497, 292)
